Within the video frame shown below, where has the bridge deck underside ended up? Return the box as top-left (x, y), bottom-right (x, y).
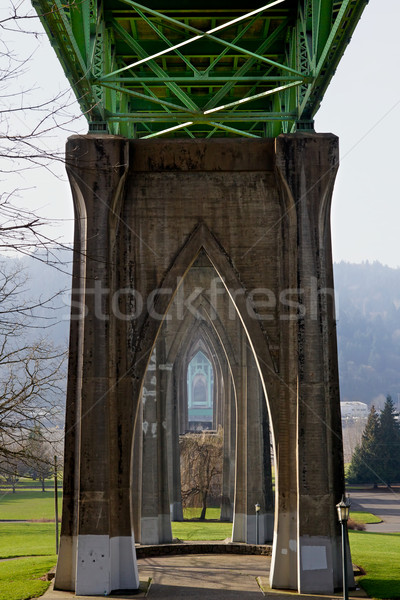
top-left (32, 0), bottom-right (368, 135)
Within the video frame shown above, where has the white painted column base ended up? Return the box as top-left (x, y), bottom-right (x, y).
top-left (75, 535), bottom-right (139, 596)
top-left (298, 536), bottom-right (334, 594)
top-left (232, 512), bottom-right (274, 543)
top-left (269, 513), bottom-right (298, 590)
top-left (140, 515), bottom-right (172, 545)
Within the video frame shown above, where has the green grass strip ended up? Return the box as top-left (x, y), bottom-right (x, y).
top-left (350, 531), bottom-right (400, 598)
top-left (0, 524), bottom-right (58, 558)
top-left (171, 520), bottom-right (232, 541)
top-left (350, 510), bottom-right (381, 524)
top-left (0, 491), bottom-right (62, 521)
top-left (0, 556), bottom-right (56, 600)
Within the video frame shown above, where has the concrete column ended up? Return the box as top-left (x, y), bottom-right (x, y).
top-left (131, 400), bottom-right (143, 542)
top-left (275, 133), bottom-right (348, 594)
top-left (140, 344), bottom-right (173, 544)
top-left (168, 364), bottom-right (183, 521)
top-left (231, 329), bottom-right (247, 542)
top-left (55, 134), bottom-right (139, 595)
top-left (232, 338), bottom-right (273, 542)
top-left (220, 366), bottom-right (234, 522)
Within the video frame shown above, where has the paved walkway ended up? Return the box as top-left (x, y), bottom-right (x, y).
top-left (43, 553), bottom-right (368, 600)
top-left (350, 487), bottom-right (400, 532)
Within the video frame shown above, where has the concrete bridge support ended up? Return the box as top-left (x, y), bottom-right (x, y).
top-left (56, 133), bottom-right (348, 595)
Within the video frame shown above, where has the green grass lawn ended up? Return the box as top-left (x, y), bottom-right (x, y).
top-left (0, 524), bottom-right (57, 600)
top-left (182, 507), bottom-right (221, 520)
top-left (350, 531), bottom-right (400, 598)
top-left (0, 491), bottom-right (61, 521)
top-left (0, 556), bottom-right (56, 600)
top-left (172, 507), bottom-right (231, 540)
top-left (172, 520), bottom-right (232, 541)
top-left (350, 510), bottom-right (382, 524)
top-left (0, 524), bottom-right (58, 558)
top-left (0, 479), bottom-right (56, 492)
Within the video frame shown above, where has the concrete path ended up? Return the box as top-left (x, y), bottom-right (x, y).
top-left (350, 488), bottom-right (400, 533)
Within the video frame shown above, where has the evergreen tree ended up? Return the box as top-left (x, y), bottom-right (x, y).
top-left (376, 395), bottom-right (400, 487)
top-left (347, 405), bottom-right (380, 484)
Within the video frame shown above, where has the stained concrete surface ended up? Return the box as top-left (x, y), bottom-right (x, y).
top-left (350, 488), bottom-right (400, 533)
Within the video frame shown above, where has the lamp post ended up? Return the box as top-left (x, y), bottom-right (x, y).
top-left (255, 503), bottom-right (260, 545)
top-left (54, 455), bottom-right (59, 555)
top-left (336, 495), bottom-right (351, 600)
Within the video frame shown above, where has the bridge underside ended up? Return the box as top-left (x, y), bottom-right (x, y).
top-left (33, 0), bottom-right (368, 139)
top-left (56, 132), bottom-right (353, 595)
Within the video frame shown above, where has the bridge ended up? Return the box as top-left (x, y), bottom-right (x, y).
top-left (33, 0), bottom-right (367, 138)
top-left (31, 1), bottom-right (369, 597)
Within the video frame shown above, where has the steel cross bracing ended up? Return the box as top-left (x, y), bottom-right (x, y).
top-left (32, 0), bottom-right (368, 139)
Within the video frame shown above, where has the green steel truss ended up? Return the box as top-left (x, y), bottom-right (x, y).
top-left (32, 0), bottom-right (368, 138)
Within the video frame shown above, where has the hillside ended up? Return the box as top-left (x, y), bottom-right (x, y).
top-left (335, 261), bottom-right (400, 408)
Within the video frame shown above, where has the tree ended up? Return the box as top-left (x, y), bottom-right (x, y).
top-left (347, 405), bottom-right (380, 485)
top-left (0, 260), bottom-right (65, 472)
top-left (376, 395), bottom-right (400, 487)
top-left (0, 3), bottom-right (79, 477)
top-left (180, 427), bottom-right (223, 520)
top-left (25, 426), bottom-right (54, 491)
top-left (347, 397), bottom-right (400, 487)
top-left (0, 449), bottom-right (25, 492)
top-left (0, 1), bottom-right (84, 261)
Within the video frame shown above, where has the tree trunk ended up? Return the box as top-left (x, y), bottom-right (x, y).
top-left (41, 477), bottom-right (45, 492)
top-left (200, 492), bottom-right (207, 520)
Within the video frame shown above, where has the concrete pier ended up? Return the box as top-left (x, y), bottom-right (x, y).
top-left (56, 134), bottom-right (348, 595)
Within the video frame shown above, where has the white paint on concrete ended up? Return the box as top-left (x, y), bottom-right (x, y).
top-left (232, 513), bottom-right (273, 544)
top-left (298, 536), bottom-right (334, 594)
top-left (140, 517), bottom-right (160, 545)
top-left (289, 539), bottom-right (297, 552)
top-left (76, 534), bottom-right (110, 595)
top-left (231, 512), bottom-right (246, 542)
top-left (301, 545), bottom-right (327, 570)
top-left (110, 536), bottom-right (140, 591)
top-left (140, 515), bottom-right (173, 545)
top-left (75, 535), bottom-right (139, 595)
top-left (269, 512), bottom-right (298, 590)
top-left (151, 422), bottom-right (157, 437)
top-left (142, 420), bottom-right (148, 435)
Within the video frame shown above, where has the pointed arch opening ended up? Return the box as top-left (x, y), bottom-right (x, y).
top-left (131, 228), bottom-right (275, 546)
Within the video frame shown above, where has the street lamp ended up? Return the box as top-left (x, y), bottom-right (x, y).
top-left (255, 503), bottom-right (260, 545)
top-left (336, 495), bottom-right (351, 600)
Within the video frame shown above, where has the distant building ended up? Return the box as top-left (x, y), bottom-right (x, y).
top-left (340, 401), bottom-right (369, 419)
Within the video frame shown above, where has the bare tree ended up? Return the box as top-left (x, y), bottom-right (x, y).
top-left (180, 427), bottom-right (223, 520)
top-left (23, 426), bottom-right (54, 491)
top-left (0, 1), bottom-right (84, 262)
top-left (0, 260), bottom-right (65, 471)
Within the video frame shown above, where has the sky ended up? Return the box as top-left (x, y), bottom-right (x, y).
top-left (2, 0), bottom-right (400, 268)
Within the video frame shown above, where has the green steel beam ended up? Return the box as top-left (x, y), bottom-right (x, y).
top-left (104, 0), bottom-right (303, 78)
top-left (32, 0), bottom-right (370, 138)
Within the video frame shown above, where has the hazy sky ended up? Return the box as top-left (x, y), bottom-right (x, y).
top-left (2, 0), bottom-right (400, 268)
